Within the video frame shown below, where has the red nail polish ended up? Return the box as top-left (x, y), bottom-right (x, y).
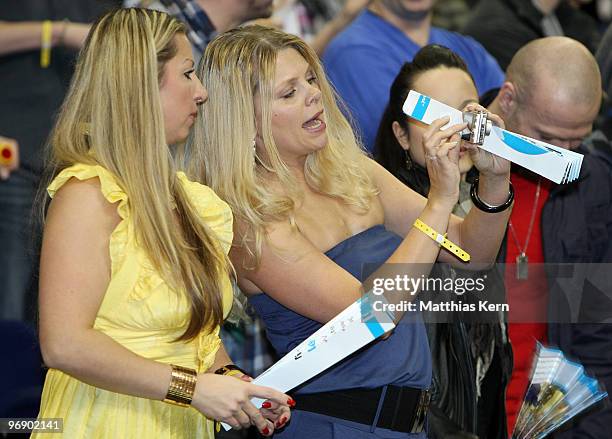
top-left (262, 401), bottom-right (272, 409)
top-left (280, 416), bottom-right (287, 425)
top-left (287, 398), bottom-right (296, 407)
top-left (262, 427), bottom-right (270, 435)
top-left (1, 147), bottom-right (12, 159)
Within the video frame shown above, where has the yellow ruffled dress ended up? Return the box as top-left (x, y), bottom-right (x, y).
top-left (33, 164), bottom-right (234, 438)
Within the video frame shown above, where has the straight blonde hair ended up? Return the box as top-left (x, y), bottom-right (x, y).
top-left (43, 8), bottom-right (231, 340)
top-left (190, 25), bottom-right (378, 266)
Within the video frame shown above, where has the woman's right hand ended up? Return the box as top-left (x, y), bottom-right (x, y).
top-left (422, 116), bottom-right (466, 210)
top-left (191, 373), bottom-right (293, 435)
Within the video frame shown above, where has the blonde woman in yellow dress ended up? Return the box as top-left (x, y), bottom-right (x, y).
top-left (33, 9), bottom-right (292, 438)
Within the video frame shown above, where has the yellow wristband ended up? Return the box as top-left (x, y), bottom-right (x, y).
top-left (413, 218), bottom-right (470, 262)
top-left (40, 20), bottom-right (52, 68)
top-left (224, 369), bottom-right (244, 378)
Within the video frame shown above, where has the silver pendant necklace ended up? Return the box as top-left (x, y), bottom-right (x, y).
top-left (508, 178), bottom-right (541, 280)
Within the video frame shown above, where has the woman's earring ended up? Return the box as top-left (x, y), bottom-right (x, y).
top-left (404, 150), bottom-right (413, 171)
top-left (252, 138), bottom-right (259, 166)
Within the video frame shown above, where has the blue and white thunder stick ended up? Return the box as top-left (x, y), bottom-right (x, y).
top-left (402, 90), bottom-right (583, 184)
top-left (220, 293), bottom-right (395, 430)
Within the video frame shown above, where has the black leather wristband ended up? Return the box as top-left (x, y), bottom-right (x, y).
top-left (470, 177), bottom-right (514, 213)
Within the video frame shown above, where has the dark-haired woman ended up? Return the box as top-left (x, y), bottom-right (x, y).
top-left (375, 44), bottom-right (512, 439)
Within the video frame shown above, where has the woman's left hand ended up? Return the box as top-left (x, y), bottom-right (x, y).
top-left (232, 373), bottom-right (290, 427)
top-left (461, 103), bottom-right (511, 177)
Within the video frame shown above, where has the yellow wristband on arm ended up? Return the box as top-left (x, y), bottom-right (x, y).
top-left (40, 20), bottom-right (52, 68)
top-left (413, 218), bottom-right (470, 262)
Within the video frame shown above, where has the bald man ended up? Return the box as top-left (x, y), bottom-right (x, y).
top-left (490, 37), bottom-right (600, 149)
top-left (486, 37), bottom-right (612, 438)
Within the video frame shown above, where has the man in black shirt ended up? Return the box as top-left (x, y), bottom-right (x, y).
top-left (0, 0), bottom-right (120, 322)
top-left (463, 0), bottom-right (600, 71)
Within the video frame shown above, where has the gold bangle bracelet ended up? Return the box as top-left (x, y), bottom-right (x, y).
top-left (163, 364), bottom-right (197, 407)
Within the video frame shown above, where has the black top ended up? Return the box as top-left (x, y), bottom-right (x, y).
top-left (462, 0), bottom-right (600, 71)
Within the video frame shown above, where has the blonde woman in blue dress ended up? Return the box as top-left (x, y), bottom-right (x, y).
top-left (34, 9), bottom-right (292, 438)
top-left (192, 25), bottom-right (512, 438)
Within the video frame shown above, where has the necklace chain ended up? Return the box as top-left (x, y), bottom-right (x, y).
top-left (508, 178), bottom-right (541, 256)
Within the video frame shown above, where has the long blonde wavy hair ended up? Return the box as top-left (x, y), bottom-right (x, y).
top-left (43, 8), bottom-right (231, 340)
top-left (190, 25), bottom-right (378, 267)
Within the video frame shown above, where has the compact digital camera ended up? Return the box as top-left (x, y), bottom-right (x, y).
top-left (461, 111), bottom-right (492, 145)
